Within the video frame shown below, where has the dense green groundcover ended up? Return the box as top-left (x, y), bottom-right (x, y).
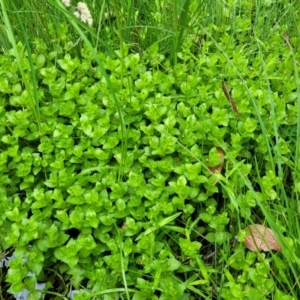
top-left (0, 23), bottom-right (299, 299)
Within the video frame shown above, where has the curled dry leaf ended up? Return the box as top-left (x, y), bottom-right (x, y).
top-left (245, 224), bottom-right (281, 252)
top-left (221, 81), bottom-right (240, 120)
top-left (283, 32), bottom-right (290, 44)
top-left (209, 147), bottom-right (224, 174)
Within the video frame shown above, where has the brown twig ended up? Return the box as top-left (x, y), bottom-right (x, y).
top-left (203, 249), bottom-right (220, 261)
top-left (0, 248), bottom-right (14, 262)
top-left (283, 32), bottom-right (290, 46)
top-left (222, 81), bottom-right (240, 120)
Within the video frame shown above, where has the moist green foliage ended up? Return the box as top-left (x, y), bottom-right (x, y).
top-left (0, 19), bottom-right (300, 300)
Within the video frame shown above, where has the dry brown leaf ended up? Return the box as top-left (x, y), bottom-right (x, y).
top-left (283, 32), bottom-right (290, 44)
top-left (221, 81), bottom-right (240, 120)
top-left (245, 224), bottom-right (281, 252)
top-left (208, 148), bottom-right (225, 186)
top-left (209, 147), bottom-right (224, 174)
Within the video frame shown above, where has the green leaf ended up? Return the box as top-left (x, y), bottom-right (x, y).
top-left (136, 213), bottom-right (181, 241)
top-left (207, 147), bottom-right (222, 167)
top-left (69, 206), bottom-right (85, 228)
top-left (5, 207), bottom-right (20, 222)
top-left (144, 105), bottom-right (167, 121)
top-left (67, 195), bottom-right (85, 206)
top-left (7, 145), bottom-right (19, 157)
top-left (63, 82), bottom-right (81, 100)
top-left (116, 198), bottom-right (126, 211)
top-left (35, 54), bottom-right (46, 69)
top-left (99, 215), bottom-right (114, 226)
top-left (68, 185), bottom-right (85, 196)
top-left (57, 54), bottom-right (80, 73)
top-left (103, 134), bottom-right (119, 149)
top-left (128, 171), bottom-right (144, 187)
top-left (38, 137), bottom-right (54, 153)
top-left (211, 108), bottom-right (229, 126)
top-left (137, 234), bottom-right (155, 250)
top-left (59, 101), bottom-right (75, 116)
top-left (0, 78), bottom-right (11, 93)
top-left (40, 66), bottom-right (57, 83)
top-left (123, 237), bottom-right (133, 257)
top-left (179, 238), bottom-right (201, 257)
top-left (132, 292), bottom-right (153, 300)
top-left (164, 258), bottom-right (181, 271)
top-left (110, 182), bottom-right (128, 199)
top-left (184, 162), bottom-right (201, 180)
top-left (168, 176), bottom-right (190, 200)
top-left (274, 289), bottom-right (294, 300)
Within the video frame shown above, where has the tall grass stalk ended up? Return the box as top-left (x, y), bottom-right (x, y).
top-left (284, 31), bottom-right (300, 206)
top-left (0, 0), bottom-right (42, 133)
top-left (195, 2), bottom-right (300, 295)
top-left (2, 0), bottom-right (62, 51)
